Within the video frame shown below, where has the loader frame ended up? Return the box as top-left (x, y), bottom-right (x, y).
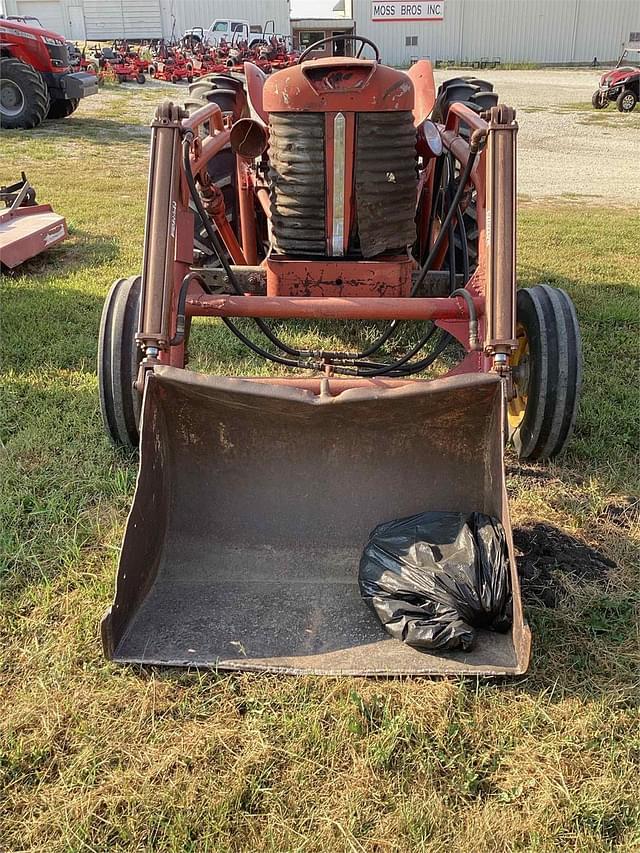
top-left (101, 65), bottom-right (535, 675)
top-left (134, 93), bottom-right (518, 388)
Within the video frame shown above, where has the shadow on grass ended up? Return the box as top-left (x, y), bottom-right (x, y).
top-left (49, 115), bottom-right (152, 139)
top-left (1, 116), bottom-right (152, 150)
top-left (3, 228), bottom-right (120, 279)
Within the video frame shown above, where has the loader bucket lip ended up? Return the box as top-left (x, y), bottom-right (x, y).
top-left (152, 364), bottom-right (502, 405)
top-left (102, 368), bottom-right (531, 677)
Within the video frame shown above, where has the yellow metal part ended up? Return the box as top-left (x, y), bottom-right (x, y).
top-left (508, 322), bottom-right (529, 430)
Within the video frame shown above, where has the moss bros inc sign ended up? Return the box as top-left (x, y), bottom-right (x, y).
top-left (371, 2), bottom-right (444, 21)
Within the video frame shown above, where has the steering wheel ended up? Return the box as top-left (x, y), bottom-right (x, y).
top-left (298, 35), bottom-right (381, 64)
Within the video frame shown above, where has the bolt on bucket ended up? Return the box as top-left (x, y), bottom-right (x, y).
top-left (101, 367), bottom-right (530, 676)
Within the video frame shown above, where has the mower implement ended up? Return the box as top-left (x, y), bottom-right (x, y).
top-left (99, 42), bottom-right (582, 675)
top-left (0, 173), bottom-right (67, 268)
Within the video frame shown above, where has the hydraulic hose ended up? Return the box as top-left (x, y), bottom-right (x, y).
top-left (411, 131), bottom-right (483, 298)
top-left (352, 134), bottom-right (483, 361)
top-left (182, 139), bottom-right (313, 368)
top-left (456, 205), bottom-right (470, 285)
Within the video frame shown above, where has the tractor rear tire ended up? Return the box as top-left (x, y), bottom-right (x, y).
top-left (185, 76), bottom-right (248, 121)
top-left (616, 90), bottom-right (637, 112)
top-left (184, 80), bottom-right (244, 246)
top-left (0, 57), bottom-right (50, 129)
top-left (47, 98), bottom-right (79, 119)
top-left (98, 276), bottom-right (143, 450)
top-left (510, 285), bottom-right (582, 461)
top-left (431, 76), bottom-right (498, 276)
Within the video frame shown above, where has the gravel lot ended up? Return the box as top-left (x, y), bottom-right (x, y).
top-left (434, 68), bottom-right (640, 204)
top-left (94, 69), bottom-right (638, 205)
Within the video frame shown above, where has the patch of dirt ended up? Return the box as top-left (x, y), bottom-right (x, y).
top-left (513, 522), bottom-right (616, 608)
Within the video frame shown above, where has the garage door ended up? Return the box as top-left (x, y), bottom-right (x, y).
top-left (83, 0), bottom-right (163, 40)
top-left (16, 0), bottom-right (66, 36)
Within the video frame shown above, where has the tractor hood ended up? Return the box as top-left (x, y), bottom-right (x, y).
top-left (0, 17), bottom-right (67, 45)
top-left (263, 58), bottom-right (414, 112)
top-left (600, 66), bottom-right (639, 87)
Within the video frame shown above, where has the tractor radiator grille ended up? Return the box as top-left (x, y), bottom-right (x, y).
top-left (355, 111), bottom-right (417, 258)
top-left (268, 110), bottom-right (417, 258)
top-left (269, 113), bottom-right (326, 257)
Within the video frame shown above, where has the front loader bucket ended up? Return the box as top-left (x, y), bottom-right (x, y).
top-left (102, 367), bottom-right (530, 676)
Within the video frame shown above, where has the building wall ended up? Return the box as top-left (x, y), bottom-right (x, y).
top-left (291, 19), bottom-right (355, 57)
top-left (3, 0), bottom-right (635, 58)
top-left (1, 0), bottom-right (291, 40)
top-left (351, 0), bottom-right (639, 65)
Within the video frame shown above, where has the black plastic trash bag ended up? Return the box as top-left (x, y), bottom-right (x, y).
top-left (359, 511), bottom-right (512, 652)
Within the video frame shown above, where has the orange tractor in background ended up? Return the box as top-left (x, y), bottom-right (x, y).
top-left (98, 38), bottom-right (582, 676)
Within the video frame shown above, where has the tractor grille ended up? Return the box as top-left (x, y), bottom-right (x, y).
top-left (268, 110), bottom-right (417, 258)
top-left (355, 112), bottom-right (417, 258)
top-left (269, 113), bottom-right (326, 256)
top-left (46, 42), bottom-right (70, 69)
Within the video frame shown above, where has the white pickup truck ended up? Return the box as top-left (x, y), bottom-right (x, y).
top-left (182, 19), bottom-right (265, 48)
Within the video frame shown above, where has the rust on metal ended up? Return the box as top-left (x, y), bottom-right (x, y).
top-left (266, 256), bottom-right (414, 297)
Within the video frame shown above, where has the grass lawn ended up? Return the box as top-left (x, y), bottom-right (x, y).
top-left (1, 84), bottom-right (639, 853)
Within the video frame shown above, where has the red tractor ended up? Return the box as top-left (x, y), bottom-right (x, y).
top-left (98, 42), bottom-right (582, 676)
top-left (0, 18), bottom-right (97, 129)
top-left (592, 45), bottom-right (640, 112)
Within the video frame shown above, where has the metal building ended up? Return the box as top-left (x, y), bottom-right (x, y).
top-left (0, 0), bottom-right (291, 41)
top-left (350, 0), bottom-right (639, 66)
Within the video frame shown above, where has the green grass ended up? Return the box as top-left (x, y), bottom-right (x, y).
top-left (1, 90), bottom-right (639, 853)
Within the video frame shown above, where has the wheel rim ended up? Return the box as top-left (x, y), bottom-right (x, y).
top-left (0, 79), bottom-right (25, 117)
top-left (508, 322), bottom-right (530, 430)
top-left (622, 94), bottom-right (634, 111)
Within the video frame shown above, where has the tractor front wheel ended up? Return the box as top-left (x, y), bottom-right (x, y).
top-left (616, 90), bottom-right (637, 112)
top-left (47, 98), bottom-right (79, 119)
top-left (98, 276), bottom-right (143, 450)
top-left (509, 285), bottom-right (582, 460)
top-left (0, 57), bottom-right (50, 129)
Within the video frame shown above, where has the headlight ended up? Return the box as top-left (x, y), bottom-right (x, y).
top-left (42, 36), bottom-right (65, 46)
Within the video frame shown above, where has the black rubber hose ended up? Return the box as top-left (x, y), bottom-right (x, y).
top-left (456, 205), bottom-right (470, 285)
top-left (411, 139), bottom-right (481, 298)
top-left (355, 138), bottom-right (482, 360)
top-left (182, 139), bottom-right (303, 357)
top-left (447, 188), bottom-right (457, 295)
top-left (182, 140), bottom-right (310, 368)
top-left (356, 325), bottom-right (438, 376)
